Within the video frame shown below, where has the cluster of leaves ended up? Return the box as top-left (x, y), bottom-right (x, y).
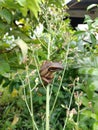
top-left (0, 0), bottom-right (73, 129)
top-left (0, 0), bottom-right (98, 130)
top-left (65, 15), bottom-right (98, 130)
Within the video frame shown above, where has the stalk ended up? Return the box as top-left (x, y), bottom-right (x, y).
top-left (46, 84), bottom-right (50, 130)
top-left (46, 36), bottom-right (51, 130)
top-left (26, 66), bottom-right (38, 130)
top-left (63, 80), bottom-right (76, 130)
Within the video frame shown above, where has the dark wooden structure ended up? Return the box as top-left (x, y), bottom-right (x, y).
top-left (67, 0), bottom-right (98, 28)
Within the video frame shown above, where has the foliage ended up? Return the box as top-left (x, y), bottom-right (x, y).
top-left (0, 0), bottom-right (98, 130)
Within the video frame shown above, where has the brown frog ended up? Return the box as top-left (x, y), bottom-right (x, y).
top-left (40, 61), bottom-right (64, 85)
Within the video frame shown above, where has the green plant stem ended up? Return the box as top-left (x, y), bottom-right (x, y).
top-left (18, 74), bottom-right (32, 115)
top-left (26, 68), bottom-right (35, 130)
top-left (47, 35), bottom-right (51, 60)
top-left (32, 49), bottom-right (46, 90)
top-left (50, 42), bottom-right (70, 114)
top-left (77, 92), bottom-right (80, 128)
top-left (46, 84), bottom-right (50, 130)
top-left (63, 80), bottom-right (76, 130)
top-left (46, 32), bottom-right (51, 130)
top-left (18, 71), bottom-right (38, 130)
top-left (26, 67), bottom-right (38, 130)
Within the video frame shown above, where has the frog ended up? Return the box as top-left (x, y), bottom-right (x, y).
top-left (40, 61), bottom-right (64, 84)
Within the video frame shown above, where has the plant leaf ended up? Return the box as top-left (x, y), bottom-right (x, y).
top-left (27, 0), bottom-right (41, 19)
top-left (14, 39), bottom-right (28, 62)
top-left (87, 4), bottom-right (98, 11)
top-left (0, 60), bottom-right (10, 74)
top-left (0, 8), bottom-right (12, 24)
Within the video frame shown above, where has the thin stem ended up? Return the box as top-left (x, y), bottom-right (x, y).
top-left (45, 30), bottom-right (51, 130)
top-left (46, 84), bottom-right (50, 130)
top-left (47, 36), bottom-right (51, 60)
top-left (26, 67), bottom-right (35, 130)
top-left (63, 80), bottom-right (76, 130)
top-left (26, 66), bottom-right (39, 130)
top-left (50, 42), bottom-right (70, 114)
top-left (18, 71), bottom-right (38, 130)
top-left (77, 92), bottom-right (80, 128)
top-left (18, 74), bottom-right (32, 115)
top-left (32, 49), bottom-right (46, 90)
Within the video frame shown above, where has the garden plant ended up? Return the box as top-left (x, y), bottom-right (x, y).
top-left (0, 0), bottom-right (98, 130)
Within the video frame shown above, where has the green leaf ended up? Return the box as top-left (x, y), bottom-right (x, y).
top-left (80, 96), bottom-right (89, 107)
top-left (94, 102), bottom-right (98, 114)
top-left (14, 39), bottom-right (28, 62)
top-left (74, 30), bottom-right (85, 35)
top-left (48, 0), bottom-right (64, 8)
top-left (90, 33), bottom-right (96, 44)
top-left (0, 60), bottom-right (10, 74)
top-left (16, 0), bottom-right (27, 6)
top-left (84, 15), bottom-right (93, 24)
top-left (27, 0), bottom-right (41, 19)
top-left (82, 110), bottom-right (97, 120)
top-left (93, 122), bottom-right (98, 130)
top-left (0, 21), bottom-right (7, 30)
top-left (16, 0), bottom-right (27, 16)
top-left (9, 30), bottom-right (31, 42)
top-left (79, 67), bottom-right (98, 76)
top-left (0, 8), bottom-right (12, 24)
top-left (82, 110), bottom-right (92, 117)
top-left (90, 81), bottom-right (98, 91)
top-left (0, 42), bottom-right (10, 49)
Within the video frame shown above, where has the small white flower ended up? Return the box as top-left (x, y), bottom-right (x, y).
top-left (35, 77), bottom-right (39, 85)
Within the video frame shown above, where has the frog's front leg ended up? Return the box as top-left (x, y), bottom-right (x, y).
top-left (41, 76), bottom-right (53, 84)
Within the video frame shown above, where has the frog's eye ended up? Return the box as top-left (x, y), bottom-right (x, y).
top-left (48, 67), bottom-right (63, 71)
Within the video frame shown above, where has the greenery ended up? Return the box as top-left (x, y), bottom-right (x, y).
top-left (0, 0), bottom-right (98, 130)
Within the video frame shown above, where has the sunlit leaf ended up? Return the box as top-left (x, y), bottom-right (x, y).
top-left (84, 15), bottom-right (93, 23)
top-left (11, 115), bottom-right (19, 125)
top-left (93, 122), bottom-right (98, 130)
top-left (14, 39), bottom-right (28, 62)
top-left (27, 0), bottom-right (41, 19)
top-left (87, 4), bottom-right (98, 11)
top-left (16, 0), bottom-right (26, 6)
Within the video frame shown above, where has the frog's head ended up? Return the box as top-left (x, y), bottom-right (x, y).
top-left (48, 62), bottom-right (64, 72)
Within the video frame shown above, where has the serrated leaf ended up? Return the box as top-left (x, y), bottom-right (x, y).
top-left (14, 39), bottom-right (28, 62)
top-left (0, 8), bottom-right (12, 24)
